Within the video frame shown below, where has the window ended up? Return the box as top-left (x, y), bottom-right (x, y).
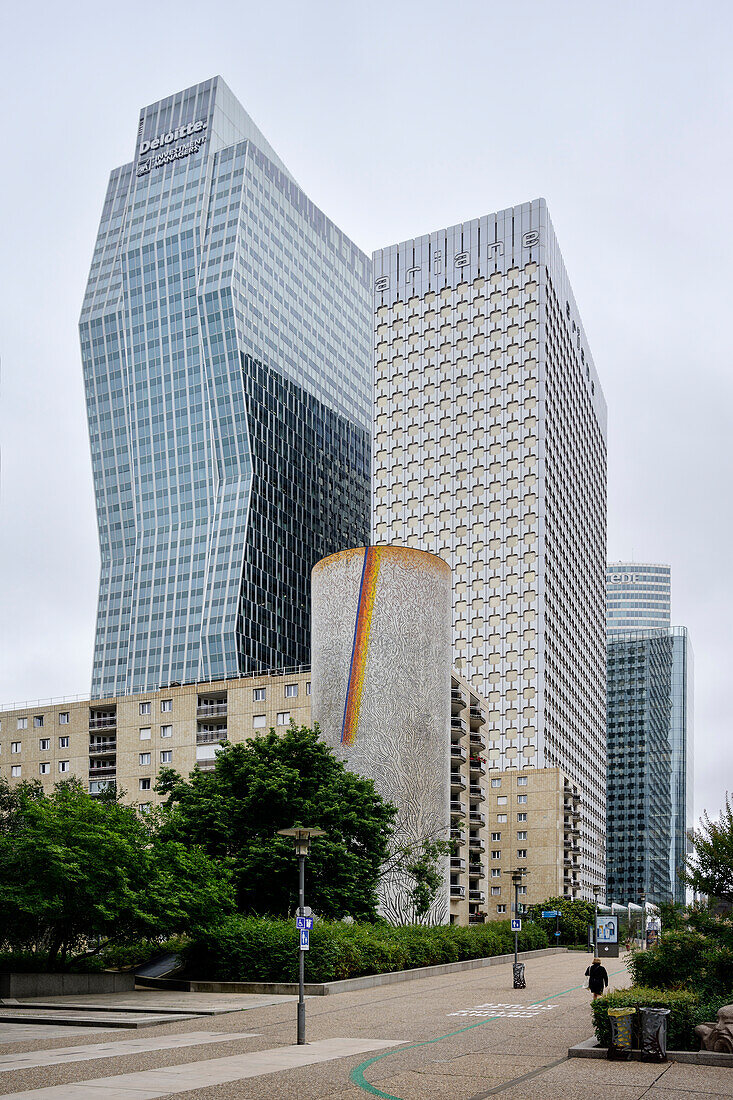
top-left (517, 849), bottom-right (527, 858)
top-left (518, 885), bottom-right (527, 895)
top-left (497, 814), bottom-right (507, 823)
top-left (497, 904), bottom-right (507, 913)
top-left (306, 682), bottom-right (311, 695)
top-left (139, 753), bottom-right (151, 766)
top-left (517, 812), bottom-right (528, 822)
top-left (253, 715), bottom-right (266, 728)
top-left (253, 687), bottom-right (266, 702)
top-left (139, 702), bottom-right (151, 716)
top-left (491, 832), bottom-right (501, 841)
top-left (139, 778), bottom-right (151, 791)
top-left (39, 738), bottom-right (50, 751)
top-left (497, 796), bottom-right (507, 805)
top-left (160, 725), bottom-right (172, 738)
top-left (59, 736), bottom-right (69, 748)
top-left (139, 727), bottom-right (151, 740)
top-left (517, 794), bottom-right (528, 804)
top-left (59, 712), bottom-right (69, 725)
top-left (161, 699), bottom-right (172, 713)
top-left (39, 763), bottom-right (50, 775)
top-left (160, 750), bottom-right (172, 764)
top-left (491, 850), bottom-right (501, 859)
top-left (517, 831), bottom-right (527, 841)
top-left (517, 776), bottom-right (528, 786)
top-left (11, 742), bottom-right (21, 754)
top-left (491, 868), bottom-right (501, 878)
top-left (34, 716), bottom-right (44, 728)
top-left (277, 711), bottom-right (291, 726)
top-left (138, 803), bottom-right (150, 813)
top-left (58, 761), bottom-right (69, 773)
top-left (491, 886), bottom-right (501, 896)
top-left (491, 778), bottom-right (502, 788)
top-left (17, 717), bottom-right (27, 730)
top-left (11, 765), bottom-right (21, 777)
top-left (285, 683), bottom-right (298, 698)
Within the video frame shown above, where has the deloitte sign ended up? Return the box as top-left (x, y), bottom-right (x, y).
top-left (137, 119), bottom-right (208, 176)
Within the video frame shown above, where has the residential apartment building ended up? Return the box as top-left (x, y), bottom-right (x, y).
top-left (372, 200), bottom-right (607, 897)
top-left (81, 76), bottom-right (372, 698)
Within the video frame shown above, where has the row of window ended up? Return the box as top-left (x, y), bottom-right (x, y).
top-left (5, 762), bottom-right (70, 777)
top-left (139, 751), bottom-right (172, 765)
top-left (4, 737), bottom-right (69, 753)
top-left (490, 776), bottom-right (528, 787)
top-left (495, 813), bottom-right (529, 823)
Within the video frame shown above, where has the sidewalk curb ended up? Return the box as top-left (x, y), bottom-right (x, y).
top-left (136, 946), bottom-right (566, 996)
top-left (568, 1035), bottom-right (733, 1067)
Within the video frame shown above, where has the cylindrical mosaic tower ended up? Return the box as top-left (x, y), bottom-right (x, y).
top-left (311, 546), bottom-right (452, 924)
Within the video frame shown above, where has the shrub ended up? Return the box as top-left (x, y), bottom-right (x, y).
top-left (591, 986), bottom-right (732, 1052)
top-left (629, 930), bottom-right (733, 1000)
top-left (184, 917), bottom-right (549, 983)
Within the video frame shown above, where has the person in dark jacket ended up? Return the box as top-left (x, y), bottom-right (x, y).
top-left (585, 958), bottom-right (609, 999)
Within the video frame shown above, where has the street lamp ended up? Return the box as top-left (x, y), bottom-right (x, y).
top-left (277, 825), bottom-right (326, 1045)
top-left (504, 867), bottom-right (529, 988)
top-left (592, 885), bottom-right (602, 954)
top-left (639, 888), bottom-right (647, 949)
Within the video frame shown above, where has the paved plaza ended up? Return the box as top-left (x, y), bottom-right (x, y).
top-left (0, 952), bottom-right (729, 1099)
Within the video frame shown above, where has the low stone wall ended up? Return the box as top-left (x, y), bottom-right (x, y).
top-left (0, 972), bottom-right (135, 998)
top-left (136, 945), bottom-right (565, 996)
top-left (569, 1036), bottom-right (733, 1068)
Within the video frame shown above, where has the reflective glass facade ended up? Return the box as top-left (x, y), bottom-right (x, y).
top-left (606, 627), bottom-right (693, 906)
top-left (607, 562), bottom-right (671, 634)
top-left (81, 78), bottom-right (371, 696)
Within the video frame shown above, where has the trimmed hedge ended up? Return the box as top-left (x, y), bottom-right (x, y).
top-left (591, 986), bottom-right (731, 1052)
top-left (629, 931), bottom-right (733, 999)
top-left (184, 917), bottom-right (549, 983)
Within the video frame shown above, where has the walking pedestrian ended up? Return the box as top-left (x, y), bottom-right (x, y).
top-left (585, 957), bottom-right (609, 1000)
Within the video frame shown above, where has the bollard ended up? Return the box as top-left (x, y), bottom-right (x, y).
top-left (640, 1007), bottom-right (670, 1063)
top-left (607, 1007), bottom-right (636, 1060)
top-left (512, 962), bottom-right (526, 989)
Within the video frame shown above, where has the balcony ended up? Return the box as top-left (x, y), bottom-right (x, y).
top-left (88, 763), bottom-right (116, 776)
top-left (89, 715), bottom-right (116, 731)
top-left (88, 743), bottom-right (116, 756)
top-left (469, 757), bottom-right (486, 776)
top-left (450, 800), bottom-right (466, 818)
top-left (468, 863), bottom-right (485, 879)
top-left (469, 836), bottom-right (485, 852)
top-left (450, 827), bottom-right (466, 845)
top-left (469, 785), bottom-right (486, 803)
top-left (451, 744), bottom-right (467, 763)
top-left (450, 884), bottom-right (466, 899)
top-left (451, 688), bottom-right (467, 714)
top-left (196, 760), bottom-right (216, 772)
top-left (470, 730), bottom-right (486, 750)
top-left (469, 889), bottom-right (486, 903)
top-left (450, 717), bottom-right (467, 742)
top-left (469, 706), bottom-right (486, 729)
top-left (469, 810), bottom-right (486, 827)
top-left (450, 772), bottom-right (466, 793)
top-left (468, 913), bottom-right (486, 924)
top-left (450, 857), bottom-right (466, 873)
top-left (197, 702), bottom-right (227, 718)
top-left (196, 729), bottom-right (228, 744)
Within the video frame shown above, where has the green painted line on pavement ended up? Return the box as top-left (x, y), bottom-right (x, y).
top-left (350, 965), bottom-right (628, 1100)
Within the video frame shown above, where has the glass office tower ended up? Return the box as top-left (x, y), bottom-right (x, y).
top-left (80, 78), bottom-right (371, 696)
top-left (607, 562), bottom-right (671, 634)
top-left (606, 627), bottom-right (693, 906)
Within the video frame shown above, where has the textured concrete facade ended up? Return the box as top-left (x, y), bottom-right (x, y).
top-left (311, 546), bottom-right (452, 923)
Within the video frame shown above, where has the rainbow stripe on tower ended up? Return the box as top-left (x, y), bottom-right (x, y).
top-left (340, 547), bottom-right (381, 746)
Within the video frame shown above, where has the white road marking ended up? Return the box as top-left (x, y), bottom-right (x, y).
top-left (448, 1001), bottom-right (560, 1018)
top-left (0, 1031), bottom-right (256, 1073)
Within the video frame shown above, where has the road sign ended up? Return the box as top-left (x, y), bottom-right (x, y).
top-left (511, 918), bottom-right (522, 932)
top-left (554, 930), bottom-right (561, 937)
top-left (296, 906), bottom-right (312, 918)
top-left (296, 917), bottom-right (314, 930)
top-left (541, 910), bottom-right (559, 918)
top-left (300, 929), bottom-right (310, 951)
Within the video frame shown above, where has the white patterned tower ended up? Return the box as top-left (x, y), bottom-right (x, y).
top-left (311, 546), bottom-right (452, 923)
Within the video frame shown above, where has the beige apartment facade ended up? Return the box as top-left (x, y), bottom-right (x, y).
top-left (0, 665), bottom-right (577, 923)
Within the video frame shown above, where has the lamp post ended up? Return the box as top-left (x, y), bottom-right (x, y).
top-left (504, 868), bottom-right (528, 987)
top-left (277, 825), bottom-right (326, 1045)
top-left (639, 888), bottom-right (647, 949)
top-left (592, 885), bottom-right (602, 954)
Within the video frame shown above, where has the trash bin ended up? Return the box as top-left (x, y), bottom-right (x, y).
top-left (512, 962), bottom-right (526, 989)
top-left (607, 1007), bottom-right (636, 1060)
top-left (640, 1007), bottom-right (670, 1063)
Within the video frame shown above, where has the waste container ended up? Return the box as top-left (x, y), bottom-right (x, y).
top-left (607, 1007), bottom-right (636, 1060)
top-left (640, 1007), bottom-right (670, 1062)
top-left (512, 962), bottom-right (526, 989)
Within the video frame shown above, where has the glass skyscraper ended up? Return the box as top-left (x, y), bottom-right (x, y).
top-left (80, 78), bottom-right (372, 696)
top-left (606, 628), bottom-right (693, 907)
top-left (607, 562), bottom-right (671, 634)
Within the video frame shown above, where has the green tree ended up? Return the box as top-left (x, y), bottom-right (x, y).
top-left (526, 896), bottom-right (595, 945)
top-left (0, 777), bottom-right (232, 966)
top-left (155, 724), bottom-right (396, 920)
top-left (681, 794), bottom-right (733, 908)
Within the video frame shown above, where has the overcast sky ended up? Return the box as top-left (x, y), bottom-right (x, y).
top-left (1, 0), bottom-right (731, 821)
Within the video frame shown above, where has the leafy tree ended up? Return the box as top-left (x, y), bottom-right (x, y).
top-left (155, 724), bottom-right (396, 920)
top-left (526, 896), bottom-right (595, 945)
top-left (0, 777), bottom-right (232, 966)
top-left (681, 794), bottom-right (733, 907)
